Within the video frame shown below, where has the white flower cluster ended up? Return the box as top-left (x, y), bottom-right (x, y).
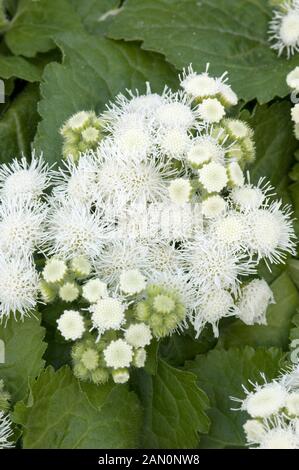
top-left (269, 0), bottom-right (299, 58)
top-left (233, 365), bottom-right (299, 449)
top-left (0, 155), bottom-right (50, 320)
top-left (0, 65), bottom-right (296, 383)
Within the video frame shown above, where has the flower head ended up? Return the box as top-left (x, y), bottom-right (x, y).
top-left (245, 201), bottom-right (296, 266)
top-left (119, 269), bottom-right (146, 295)
top-left (269, 1), bottom-right (299, 58)
top-left (42, 258), bottom-right (67, 283)
top-left (0, 255), bottom-right (39, 321)
top-left (168, 178), bottom-right (192, 205)
top-left (44, 202), bottom-right (111, 260)
top-left (90, 298), bottom-right (125, 337)
top-left (103, 339), bottom-right (133, 369)
top-left (236, 279), bottom-right (275, 325)
top-left (0, 154), bottom-right (51, 202)
top-left (82, 278), bottom-right (108, 303)
top-left (57, 310), bottom-right (85, 341)
top-left (94, 239), bottom-right (148, 286)
top-left (182, 235), bottom-right (255, 294)
top-left (201, 195), bottom-right (227, 218)
top-left (0, 199), bottom-right (47, 257)
top-left (124, 323), bottom-right (152, 348)
top-left (198, 162), bottom-right (228, 193)
top-left (197, 98), bottom-right (225, 123)
top-left (192, 289), bottom-right (236, 337)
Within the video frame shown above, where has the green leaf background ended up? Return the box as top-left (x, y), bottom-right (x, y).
top-left (0, 0), bottom-right (298, 449)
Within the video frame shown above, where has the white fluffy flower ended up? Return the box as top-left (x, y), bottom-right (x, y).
top-left (53, 154), bottom-right (99, 205)
top-left (236, 279), bottom-right (275, 326)
top-left (0, 255), bottom-right (39, 320)
top-left (125, 87), bottom-right (165, 119)
top-left (97, 146), bottom-right (176, 209)
top-left (230, 177), bottom-right (275, 212)
top-left (146, 241), bottom-right (182, 274)
top-left (59, 282), bottom-right (80, 302)
top-left (119, 269), bottom-right (146, 295)
top-left (94, 239), bottom-right (148, 286)
top-left (258, 420), bottom-right (299, 449)
top-left (90, 298), bottom-right (125, 336)
top-left (224, 118), bottom-right (253, 140)
top-left (180, 65), bottom-right (220, 98)
top-left (168, 178), bottom-right (192, 205)
top-left (112, 113), bottom-right (152, 159)
top-left (180, 64), bottom-right (230, 102)
top-left (0, 154), bottom-right (51, 201)
top-left (57, 310), bottom-right (85, 341)
top-left (243, 419), bottom-right (266, 444)
top-left (44, 202), bottom-right (111, 260)
top-left (193, 289), bottom-right (236, 337)
top-left (43, 258), bottom-right (67, 283)
top-left (269, 0), bottom-right (299, 58)
top-left (155, 94), bottom-right (196, 129)
top-left (197, 98), bottom-right (225, 123)
top-left (70, 256), bottom-right (91, 277)
top-left (187, 134), bottom-right (226, 167)
top-left (210, 211), bottom-right (247, 250)
top-left (198, 162), bottom-right (228, 193)
top-left (157, 127), bottom-right (190, 159)
top-left (0, 412), bottom-right (13, 449)
top-left (286, 66), bottom-right (299, 89)
top-left (201, 195), bottom-right (227, 218)
top-left (242, 382), bottom-right (287, 418)
top-left (182, 235), bottom-right (255, 294)
top-left (246, 201), bottom-right (296, 265)
top-left (149, 269), bottom-right (199, 316)
top-left (125, 323), bottom-right (152, 348)
top-left (104, 339), bottom-right (133, 369)
top-left (0, 199), bottom-right (47, 257)
top-left (82, 278), bottom-right (108, 303)
top-left (218, 83), bottom-right (238, 106)
top-left (103, 84), bottom-right (165, 123)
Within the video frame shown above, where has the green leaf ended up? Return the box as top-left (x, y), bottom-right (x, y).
top-left (246, 102), bottom-right (297, 187)
top-left (5, 0), bottom-right (82, 57)
top-left (0, 54), bottom-right (43, 81)
top-left (34, 32), bottom-right (178, 163)
top-left (185, 347), bottom-right (284, 448)
top-left (70, 0), bottom-right (121, 35)
top-left (13, 366), bottom-right (142, 449)
top-left (288, 258), bottom-right (299, 290)
top-left (160, 327), bottom-right (216, 367)
top-left (218, 272), bottom-right (299, 350)
top-left (0, 83), bottom-right (40, 162)
top-left (0, 315), bottom-right (46, 403)
top-left (108, 0), bottom-right (299, 103)
top-left (132, 359), bottom-right (210, 448)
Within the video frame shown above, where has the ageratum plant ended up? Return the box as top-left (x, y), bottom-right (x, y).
top-left (0, 66), bottom-right (295, 401)
top-left (1, 0), bottom-right (299, 452)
